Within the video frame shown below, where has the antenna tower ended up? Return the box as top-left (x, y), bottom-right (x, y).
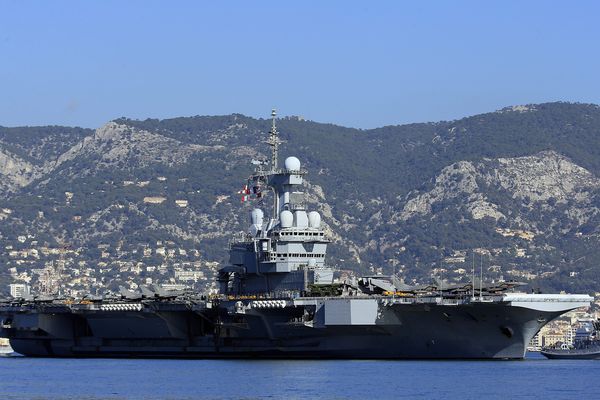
top-left (479, 252), bottom-right (484, 301)
top-left (471, 252), bottom-right (475, 300)
top-left (267, 109), bottom-right (280, 170)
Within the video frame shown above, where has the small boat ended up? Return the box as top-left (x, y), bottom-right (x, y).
top-left (541, 319), bottom-right (600, 360)
top-left (541, 344), bottom-right (600, 359)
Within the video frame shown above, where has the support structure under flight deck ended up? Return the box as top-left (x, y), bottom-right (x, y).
top-left (0, 110), bottom-right (592, 359)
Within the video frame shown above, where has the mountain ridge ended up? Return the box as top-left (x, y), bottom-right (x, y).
top-left (2, 101), bottom-right (600, 296)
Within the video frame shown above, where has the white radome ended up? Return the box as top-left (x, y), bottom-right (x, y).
top-left (284, 156), bottom-right (301, 171)
top-left (308, 211), bottom-right (321, 228)
top-left (294, 210), bottom-right (309, 228)
top-left (251, 208), bottom-right (264, 225)
top-left (280, 210), bottom-right (293, 228)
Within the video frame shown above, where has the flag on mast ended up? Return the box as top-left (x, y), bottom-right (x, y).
top-left (238, 184), bottom-right (251, 202)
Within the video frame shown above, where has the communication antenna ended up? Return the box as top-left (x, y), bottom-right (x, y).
top-left (267, 109), bottom-right (280, 170)
top-left (438, 261), bottom-right (444, 301)
top-left (392, 262), bottom-right (396, 300)
top-left (471, 252), bottom-right (475, 300)
top-left (479, 252), bottom-right (483, 301)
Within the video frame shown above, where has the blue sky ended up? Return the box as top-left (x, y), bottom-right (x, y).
top-left (1, 1), bottom-right (599, 129)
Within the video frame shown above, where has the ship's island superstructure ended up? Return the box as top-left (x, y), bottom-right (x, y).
top-left (0, 110), bottom-right (592, 359)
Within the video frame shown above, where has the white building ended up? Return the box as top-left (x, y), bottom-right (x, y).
top-left (161, 283), bottom-right (188, 291)
top-left (9, 283), bottom-right (31, 299)
top-left (175, 270), bottom-right (205, 282)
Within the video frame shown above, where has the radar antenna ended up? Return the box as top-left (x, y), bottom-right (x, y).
top-left (267, 109), bottom-right (280, 170)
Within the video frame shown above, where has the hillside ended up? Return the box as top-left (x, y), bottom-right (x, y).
top-left (2, 102), bottom-right (600, 296)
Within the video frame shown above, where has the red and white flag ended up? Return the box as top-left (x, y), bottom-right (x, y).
top-left (237, 184), bottom-right (250, 195)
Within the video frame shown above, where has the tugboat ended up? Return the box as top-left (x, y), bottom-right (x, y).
top-left (0, 110), bottom-right (593, 359)
top-left (541, 319), bottom-right (600, 359)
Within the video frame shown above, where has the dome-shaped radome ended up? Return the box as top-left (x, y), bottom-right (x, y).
top-left (284, 156), bottom-right (301, 171)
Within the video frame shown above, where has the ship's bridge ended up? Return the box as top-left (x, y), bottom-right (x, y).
top-left (218, 110), bottom-right (335, 295)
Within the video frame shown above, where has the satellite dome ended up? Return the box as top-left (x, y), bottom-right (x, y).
top-left (284, 156), bottom-right (301, 171)
top-left (251, 208), bottom-right (264, 225)
top-left (294, 210), bottom-right (309, 228)
top-left (308, 211), bottom-right (321, 228)
top-left (280, 210), bottom-right (293, 228)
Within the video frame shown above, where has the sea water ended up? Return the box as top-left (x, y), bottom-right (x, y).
top-left (0, 353), bottom-right (597, 400)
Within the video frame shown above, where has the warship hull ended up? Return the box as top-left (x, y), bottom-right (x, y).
top-left (1, 295), bottom-right (589, 359)
top-left (0, 111), bottom-right (593, 360)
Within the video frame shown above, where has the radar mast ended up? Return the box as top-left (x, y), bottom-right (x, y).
top-left (267, 109), bottom-right (280, 170)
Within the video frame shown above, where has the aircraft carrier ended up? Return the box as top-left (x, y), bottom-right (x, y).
top-left (0, 110), bottom-right (592, 359)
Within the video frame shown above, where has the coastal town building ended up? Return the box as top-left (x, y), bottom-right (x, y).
top-left (9, 283), bottom-right (30, 299)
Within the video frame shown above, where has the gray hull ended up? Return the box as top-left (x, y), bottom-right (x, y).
top-left (2, 300), bottom-right (562, 360)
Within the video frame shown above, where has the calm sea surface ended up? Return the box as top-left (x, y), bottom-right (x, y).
top-left (0, 353), bottom-right (597, 400)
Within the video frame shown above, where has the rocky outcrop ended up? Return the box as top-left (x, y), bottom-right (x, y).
top-left (397, 151), bottom-right (600, 227)
top-left (0, 148), bottom-right (40, 193)
top-left (399, 161), bottom-right (481, 220)
top-left (491, 151), bottom-right (599, 203)
top-left (50, 122), bottom-right (225, 173)
top-left (0, 123), bottom-right (230, 195)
